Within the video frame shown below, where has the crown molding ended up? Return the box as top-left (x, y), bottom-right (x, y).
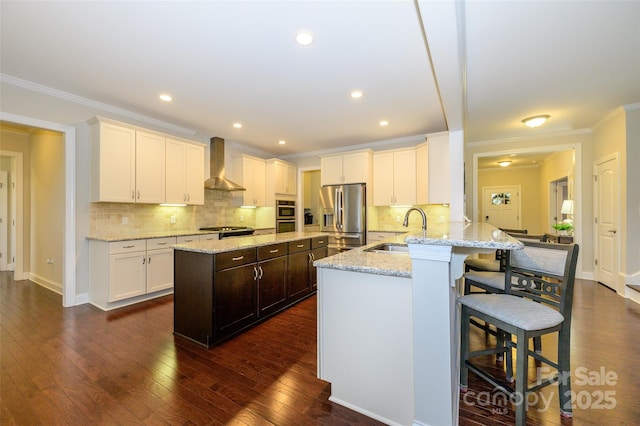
top-left (281, 133), bottom-right (428, 160)
top-left (466, 128), bottom-right (591, 148)
top-left (1, 73), bottom-right (197, 136)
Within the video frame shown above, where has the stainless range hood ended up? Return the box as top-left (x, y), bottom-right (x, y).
top-left (204, 137), bottom-right (246, 191)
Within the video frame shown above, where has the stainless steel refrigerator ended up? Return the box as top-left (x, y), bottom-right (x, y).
top-left (319, 183), bottom-right (366, 255)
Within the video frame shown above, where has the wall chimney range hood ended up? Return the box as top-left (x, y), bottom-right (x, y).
top-left (204, 137), bottom-right (246, 191)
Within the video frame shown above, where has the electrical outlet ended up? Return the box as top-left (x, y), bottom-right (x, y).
top-left (239, 215), bottom-right (244, 222)
top-left (170, 215), bottom-right (177, 224)
top-left (122, 216), bottom-right (128, 225)
top-left (395, 216), bottom-right (400, 222)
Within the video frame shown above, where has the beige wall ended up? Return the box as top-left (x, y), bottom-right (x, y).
top-left (477, 166), bottom-right (542, 234)
top-left (625, 108), bottom-right (640, 276)
top-left (0, 126), bottom-right (32, 271)
top-left (30, 130), bottom-right (65, 289)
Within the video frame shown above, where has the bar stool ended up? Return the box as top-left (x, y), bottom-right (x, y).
top-left (459, 242), bottom-right (579, 425)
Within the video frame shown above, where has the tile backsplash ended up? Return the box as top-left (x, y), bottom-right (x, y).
top-left (369, 204), bottom-right (450, 231)
top-left (90, 192), bottom-right (450, 237)
top-left (89, 190), bottom-right (256, 237)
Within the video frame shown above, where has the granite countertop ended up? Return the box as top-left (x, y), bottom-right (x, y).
top-left (87, 230), bottom-right (221, 242)
top-left (404, 222), bottom-right (523, 250)
top-left (173, 231), bottom-right (329, 254)
top-left (87, 227), bottom-right (279, 242)
top-left (314, 232), bottom-right (414, 279)
top-left (314, 223), bottom-right (523, 278)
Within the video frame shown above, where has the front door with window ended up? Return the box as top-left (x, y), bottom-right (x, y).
top-left (482, 186), bottom-right (521, 230)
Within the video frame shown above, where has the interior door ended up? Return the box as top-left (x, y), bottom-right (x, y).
top-left (482, 186), bottom-right (521, 230)
top-left (594, 156), bottom-right (619, 291)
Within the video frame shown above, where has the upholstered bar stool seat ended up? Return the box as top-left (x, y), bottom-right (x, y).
top-left (460, 294), bottom-right (565, 330)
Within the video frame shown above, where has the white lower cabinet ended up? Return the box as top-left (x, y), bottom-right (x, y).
top-left (90, 237), bottom-right (176, 310)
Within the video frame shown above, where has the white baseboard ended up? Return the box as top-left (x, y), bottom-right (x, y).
top-left (29, 273), bottom-right (62, 295)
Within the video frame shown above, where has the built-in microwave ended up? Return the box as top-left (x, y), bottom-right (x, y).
top-left (276, 200), bottom-right (296, 219)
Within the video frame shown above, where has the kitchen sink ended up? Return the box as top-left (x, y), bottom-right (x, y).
top-left (364, 243), bottom-right (409, 254)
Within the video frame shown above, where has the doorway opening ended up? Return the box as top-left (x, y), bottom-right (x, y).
top-left (0, 114), bottom-right (77, 307)
top-left (550, 177), bottom-right (569, 231)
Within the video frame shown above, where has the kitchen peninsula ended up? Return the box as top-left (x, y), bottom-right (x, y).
top-left (172, 231), bottom-right (328, 347)
top-left (314, 223), bottom-right (522, 426)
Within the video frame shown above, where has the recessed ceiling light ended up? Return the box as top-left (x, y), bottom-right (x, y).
top-left (379, 120), bottom-right (389, 126)
top-left (498, 161), bottom-right (511, 167)
top-left (159, 94), bottom-right (173, 102)
top-left (278, 140), bottom-right (286, 145)
top-left (296, 32), bottom-right (314, 46)
top-left (522, 115), bottom-right (550, 128)
top-left (233, 122), bottom-right (242, 129)
top-left (350, 90), bottom-right (363, 99)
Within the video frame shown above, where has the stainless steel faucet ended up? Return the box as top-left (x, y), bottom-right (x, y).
top-left (403, 207), bottom-right (427, 230)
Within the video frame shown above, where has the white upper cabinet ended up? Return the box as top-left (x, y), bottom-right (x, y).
top-left (90, 117), bottom-right (204, 205)
top-left (185, 143), bottom-right (205, 205)
top-left (91, 121), bottom-right (136, 202)
top-left (135, 132), bottom-right (166, 203)
top-left (416, 133), bottom-right (450, 205)
top-left (320, 150), bottom-right (372, 186)
top-left (373, 148), bottom-right (416, 206)
top-left (232, 154), bottom-right (266, 207)
top-left (165, 139), bottom-right (205, 205)
top-left (265, 159), bottom-right (297, 205)
top-left (274, 160), bottom-right (297, 195)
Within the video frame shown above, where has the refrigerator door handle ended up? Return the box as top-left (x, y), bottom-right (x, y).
top-left (336, 187), bottom-right (343, 230)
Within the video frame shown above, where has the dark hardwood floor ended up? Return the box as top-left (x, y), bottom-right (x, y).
top-left (2, 272), bottom-right (639, 425)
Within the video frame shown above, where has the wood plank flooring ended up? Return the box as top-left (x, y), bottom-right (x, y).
top-left (2, 272), bottom-right (639, 425)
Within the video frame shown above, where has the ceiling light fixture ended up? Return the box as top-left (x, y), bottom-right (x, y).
top-left (278, 140), bottom-right (286, 145)
top-left (350, 90), bottom-right (363, 99)
top-left (295, 32), bottom-right (314, 46)
top-left (522, 115), bottom-right (550, 128)
top-left (379, 120), bottom-right (389, 126)
top-left (233, 123), bottom-right (242, 129)
top-left (498, 161), bottom-right (511, 167)
top-left (159, 94), bottom-right (173, 102)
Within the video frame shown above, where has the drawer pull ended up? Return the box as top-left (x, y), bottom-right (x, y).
top-left (122, 245), bottom-right (135, 249)
top-left (157, 242), bottom-right (168, 245)
top-left (232, 256), bottom-right (244, 261)
top-left (183, 240), bottom-right (193, 243)
top-left (269, 249), bottom-right (279, 253)
top-left (318, 240), bottom-right (324, 244)
top-left (297, 244), bottom-right (304, 248)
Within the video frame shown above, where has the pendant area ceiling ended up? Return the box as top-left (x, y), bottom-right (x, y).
top-left (1, 1), bottom-right (638, 155)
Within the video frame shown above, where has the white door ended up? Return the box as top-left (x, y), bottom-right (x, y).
top-left (594, 156), bottom-right (619, 291)
top-left (482, 186), bottom-right (521, 230)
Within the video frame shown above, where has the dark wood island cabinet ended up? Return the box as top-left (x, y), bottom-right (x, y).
top-left (173, 233), bottom-right (328, 347)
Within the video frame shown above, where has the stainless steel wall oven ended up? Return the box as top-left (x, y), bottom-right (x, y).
top-left (276, 200), bottom-right (296, 233)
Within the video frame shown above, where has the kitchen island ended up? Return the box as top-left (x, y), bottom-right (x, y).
top-left (314, 223), bottom-right (522, 426)
top-left (173, 231), bottom-right (328, 347)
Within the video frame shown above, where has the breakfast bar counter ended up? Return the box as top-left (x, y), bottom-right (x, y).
top-left (315, 223), bottom-right (522, 426)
